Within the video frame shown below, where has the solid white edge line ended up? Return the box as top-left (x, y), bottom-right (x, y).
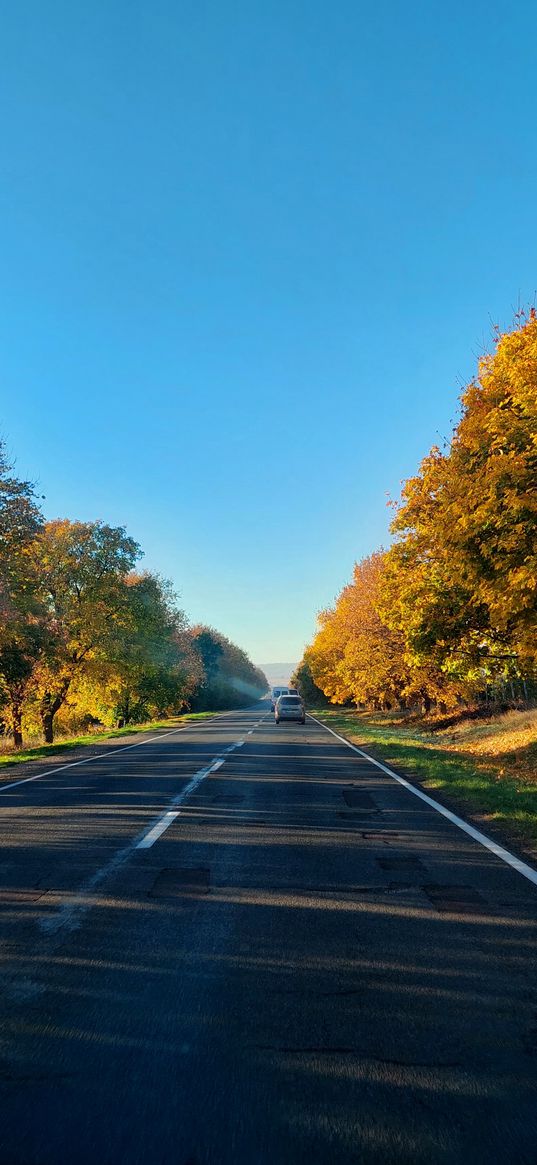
top-left (0, 709), bottom-right (241, 795)
top-left (308, 713), bottom-right (537, 890)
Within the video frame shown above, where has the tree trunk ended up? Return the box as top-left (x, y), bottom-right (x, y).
top-left (40, 680), bottom-right (71, 745)
top-left (42, 710), bottom-right (54, 744)
top-left (41, 696), bottom-right (61, 743)
top-left (422, 694), bottom-right (432, 715)
top-left (12, 703), bottom-right (23, 749)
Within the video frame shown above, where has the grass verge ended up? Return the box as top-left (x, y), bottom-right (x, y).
top-left (0, 712), bottom-right (219, 769)
top-left (312, 707), bottom-right (537, 860)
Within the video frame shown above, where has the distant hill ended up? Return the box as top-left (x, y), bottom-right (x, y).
top-left (258, 662), bottom-right (298, 688)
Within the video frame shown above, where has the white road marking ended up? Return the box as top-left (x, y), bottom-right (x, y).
top-left (41, 834), bottom-right (147, 935)
top-left (42, 754), bottom-right (228, 929)
top-left (136, 810), bottom-right (180, 850)
top-left (31, 710), bottom-right (271, 935)
top-left (309, 714), bottom-right (537, 889)
top-left (137, 756), bottom-right (225, 849)
top-left (0, 711), bottom-right (236, 796)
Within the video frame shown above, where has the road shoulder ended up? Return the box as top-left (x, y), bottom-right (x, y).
top-left (311, 707), bottom-right (537, 871)
top-left (0, 713), bottom-right (222, 789)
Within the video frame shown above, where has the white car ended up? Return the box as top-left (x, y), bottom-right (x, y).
top-left (275, 694), bottom-right (305, 725)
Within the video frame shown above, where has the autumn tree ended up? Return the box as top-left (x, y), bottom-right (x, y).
top-left (0, 437), bottom-right (269, 747)
top-left (0, 442), bottom-right (45, 745)
top-left (384, 310), bottom-right (537, 693)
top-left (304, 554), bottom-right (413, 709)
top-left (29, 520), bottom-right (141, 742)
top-left (448, 311), bottom-right (536, 667)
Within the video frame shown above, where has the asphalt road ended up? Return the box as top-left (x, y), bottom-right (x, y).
top-left (0, 702), bottom-right (536, 1165)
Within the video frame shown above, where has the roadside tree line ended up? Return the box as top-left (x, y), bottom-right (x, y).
top-left (296, 311), bottom-right (537, 713)
top-left (0, 446), bottom-right (266, 746)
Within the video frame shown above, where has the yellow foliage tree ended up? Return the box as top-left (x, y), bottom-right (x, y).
top-left (385, 310), bottom-right (537, 688)
top-left (307, 553), bottom-right (413, 709)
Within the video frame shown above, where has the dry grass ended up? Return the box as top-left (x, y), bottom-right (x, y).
top-left (424, 708), bottom-right (537, 784)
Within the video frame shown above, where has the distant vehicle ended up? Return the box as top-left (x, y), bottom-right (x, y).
top-left (287, 688), bottom-right (299, 697)
top-left (270, 686), bottom-right (289, 709)
top-left (274, 694), bottom-right (305, 725)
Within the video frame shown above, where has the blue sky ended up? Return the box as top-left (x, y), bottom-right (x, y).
top-left (1, 1), bottom-right (536, 664)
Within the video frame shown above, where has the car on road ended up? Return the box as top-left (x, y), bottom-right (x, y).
top-left (274, 694), bottom-right (305, 724)
top-left (270, 685), bottom-right (289, 709)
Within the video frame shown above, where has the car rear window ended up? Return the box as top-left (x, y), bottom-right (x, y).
top-left (281, 696), bottom-right (301, 705)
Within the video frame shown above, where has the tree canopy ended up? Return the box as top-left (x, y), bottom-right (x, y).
top-left (0, 442), bottom-right (267, 746)
top-left (299, 312), bottom-right (537, 712)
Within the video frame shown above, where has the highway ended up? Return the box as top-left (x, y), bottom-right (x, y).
top-left (0, 702), bottom-right (536, 1164)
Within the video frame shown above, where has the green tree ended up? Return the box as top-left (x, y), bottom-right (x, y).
top-left (291, 658), bottom-right (326, 705)
top-left (189, 626), bottom-right (267, 711)
top-left (30, 519), bottom-right (141, 742)
top-left (0, 442), bottom-right (45, 745)
top-left (105, 573), bottom-right (199, 725)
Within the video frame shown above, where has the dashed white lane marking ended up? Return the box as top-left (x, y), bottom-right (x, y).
top-left (136, 809), bottom-right (180, 850)
top-left (137, 757), bottom-right (225, 849)
top-left (309, 714), bottom-right (537, 890)
top-left (35, 712), bottom-right (269, 934)
top-left (42, 754), bottom-right (229, 931)
top-left (223, 739), bottom-right (247, 753)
